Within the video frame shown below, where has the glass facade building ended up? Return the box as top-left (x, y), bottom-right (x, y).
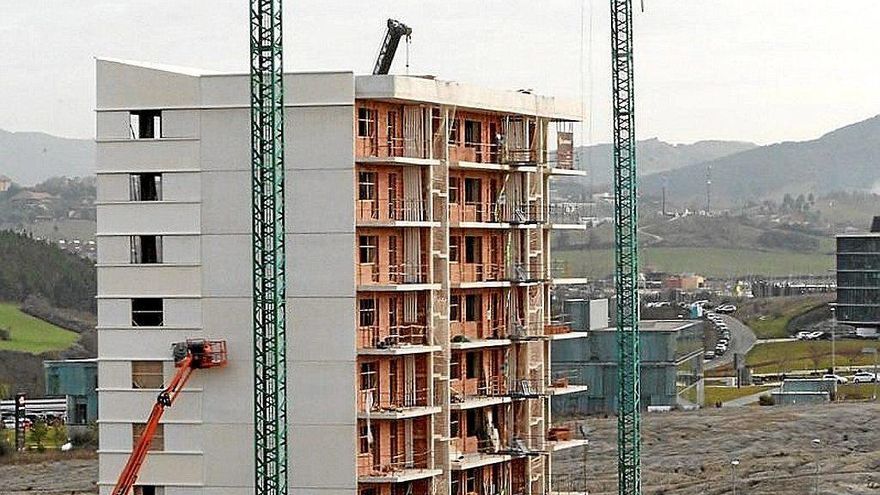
top-left (837, 227), bottom-right (880, 327)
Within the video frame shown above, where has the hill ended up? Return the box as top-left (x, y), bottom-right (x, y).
top-left (0, 129), bottom-right (94, 186)
top-left (640, 115), bottom-right (880, 208)
top-left (0, 231), bottom-right (96, 312)
top-left (576, 138), bottom-right (757, 186)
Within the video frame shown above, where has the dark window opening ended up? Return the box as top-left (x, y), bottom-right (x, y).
top-left (449, 236), bottom-right (460, 262)
top-left (131, 298), bottom-right (163, 327)
top-left (130, 110), bottom-right (162, 139)
top-left (448, 118), bottom-right (460, 145)
top-left (358, 171), bottom-right (377, 200)
top-left (360, 362), bottom-right (378, 391)
top-left (130, 235), bottom-right (162, 264)
top-left (451, 354), bottom-right (461, 380)
top-left (130, 173), bottom-right (162, 201)
top-left (464, 178), bottom-right (480, 204)
top-left (465, 236), bottom-right (482, 264)
top-left (465, 294), bottom-right (481, 322)
top-left (464, 120), bottom-right (481, 147)
top-left (465, 352), bottom-right (480, 379)
top-left (359, 235), bottom-right (378, 264)
top-left (449, 177), bottom-right (460, 204)
top-left (450, 295), bottom-right (461, 321)
top-left (359, 298), bottom-right (377, 327)
top-left (357, 107), bottom-right (376, 138)
top-left (450, 411), bottom-right (461, 438)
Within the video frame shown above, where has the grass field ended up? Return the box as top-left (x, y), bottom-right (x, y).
top-left (704, 385), bottom-right (774, 405)
top-left (0, 303), bottom-right (78, 354)
top-left (554, 247), bottom-right (833, 279)
top-left (739, 295), bottom-right (833, 339)
top-left (745, 339), bottom-right (880, 374)
top-left (837, 383), bottom-right (879, 401)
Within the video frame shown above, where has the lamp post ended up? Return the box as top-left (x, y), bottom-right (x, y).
top-left (862, 347), bottom-right (878, 401)
top-left (731, 459), bottom-right (740, 495)
top-left (812, 438), bottom-right (821, 495)
top-left (829, 306), bottom-right (836, 375)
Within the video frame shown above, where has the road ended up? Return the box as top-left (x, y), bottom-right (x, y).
top-left (704, 314), bottom-right (757, 370)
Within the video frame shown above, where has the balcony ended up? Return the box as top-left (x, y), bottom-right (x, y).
top-left (358, 450), bottom-right (440, 483)
top-left (358, 263), bottom-right (433, 290)
top-left (511, 261), bottom-right (546, 283)
top-left (450, 262), bottom-right (506, 287)
top-left (450, 435), bottom-right (513, 470)
top-left (449, 141), bottom-right (501, 165)
top-left (357, 198), bottom-right (430, 226)
top-left (548, 369), bottom-right (589, 396)
top-left (450, 321), bottom-right (510, 349)
top-left (358, 323), bottom-right (433, 355)
top-left (450, 375), bottom-right (510, 409)
top-left (356, 138), bottom-right (437, 166)
top-left (358, 388), bottom-right (438, 420)
top-left (450, 202), bottom-right (543, 226)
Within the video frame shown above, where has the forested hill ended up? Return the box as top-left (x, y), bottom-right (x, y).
top-left (0, 231), bottom-right (96, 312)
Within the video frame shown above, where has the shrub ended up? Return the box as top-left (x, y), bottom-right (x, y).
top-left (758, 394), bottom-right (775, 406)
top-left (0, 327), bottom-right (9, 341)
top-left (0, 434), bottom-right (12, 457)
top-left (69, 423), bottom-right (98, 449)
top-left (30, 420), bottom-right (48, 452)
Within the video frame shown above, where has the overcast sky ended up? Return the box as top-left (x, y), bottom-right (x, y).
top-left (1, 1), bottom-right (878, 145)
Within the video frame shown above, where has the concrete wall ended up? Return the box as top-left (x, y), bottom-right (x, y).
top-left (96, 59), bottom-right (356, 495)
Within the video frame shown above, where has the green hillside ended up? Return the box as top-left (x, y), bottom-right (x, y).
top-left (0, 302), bottom-right (78, 354)
top-left (555, 247), bottom-right (833, 279)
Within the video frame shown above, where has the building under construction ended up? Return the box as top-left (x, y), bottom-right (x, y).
top-left (95, 59), bottom-right (590, 495)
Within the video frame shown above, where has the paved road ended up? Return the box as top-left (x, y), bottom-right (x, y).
top-left (704, 314), bottom-right (757, 370)
top-left (722, 386), bottom-right (780, 407)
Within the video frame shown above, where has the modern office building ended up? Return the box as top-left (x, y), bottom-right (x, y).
top-left (836, 217), bottom-right (880, 333)
top-left (96, 59), bottom-right (588, 495)
top-left (551, 319), bottom-right (705, 414)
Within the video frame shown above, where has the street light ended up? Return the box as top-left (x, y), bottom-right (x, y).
top-left (829, 306), bottom-right (836, 375)
top-left (812, 438), bottom-right (821, 495)
top-left (731, 459), bottom-right (740, 495)
top-left (862, 347), bottom-right (878, 401)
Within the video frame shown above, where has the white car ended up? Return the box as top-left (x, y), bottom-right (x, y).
top-left (796, 331), bottom-right (812, 340)
top-left (823, 373), bottom-right (848, 384)
top-left (853, 371), bottom-right (877, 383)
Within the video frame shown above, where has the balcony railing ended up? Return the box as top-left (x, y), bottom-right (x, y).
top-left (449, 142), bottom-right (501, 164)
top-left (511, 261), bottom-right (545, 282)
top-left (359, 388), bottom-right (431, 413)
top-left (358, 323), bottom-right (429, 349)
top-left (450, 374), bottom-right (507, 401)
top-left (358, 449), bottom-right (431, 476)
top-left (356, 137), bottom-right (431, 160)
top-left (450, 201), bottom-right (543, 224)
top-left (358, 263), bottom-right (430, 285)
top-left (450, 262), bottom-right (505, 284)
top-left (450, 321), bottom-right (507, 341)
top-left (357, 198), bottom-right (428, 223)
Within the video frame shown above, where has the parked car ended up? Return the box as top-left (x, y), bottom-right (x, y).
top-left (796, 331), bottom-right (812, 340)
top-left (716, 304), bottom-right (737, 314)
top-left (853, 371), bottom-right (877, 383)
top-left (805, 331), bottom-right (826, 341)
top-left (822, 373), bottom-right (848, 384)
top-left (704, 350), bottom-right (716, 360)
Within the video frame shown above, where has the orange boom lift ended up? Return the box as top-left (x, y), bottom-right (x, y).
top-left (111, 339), bottom-right (228, 495)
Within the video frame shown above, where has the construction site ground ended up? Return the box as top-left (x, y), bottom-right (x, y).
top-left (554, 402), bottom-right (880, 495)
top-left (3, 403), bottom-right (879, 494)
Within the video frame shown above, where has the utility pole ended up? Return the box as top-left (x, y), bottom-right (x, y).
top-left (250, 0), bottom-right (288, 494)
top-left (706, 164), bottom-right (712, 214)
top-left (609, 0), bottom-right (641, 493)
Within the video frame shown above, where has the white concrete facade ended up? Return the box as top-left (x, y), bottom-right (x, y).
top-left (96, 59), bottom-right (584, 495)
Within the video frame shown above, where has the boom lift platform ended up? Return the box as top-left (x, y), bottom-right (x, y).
top-left (112, 339), bottom-right (228, 495)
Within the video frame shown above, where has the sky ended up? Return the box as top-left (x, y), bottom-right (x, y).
top-left (1, 0), bottom-right (878, 145)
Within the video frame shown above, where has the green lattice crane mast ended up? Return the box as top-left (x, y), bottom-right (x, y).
top-left (609, 0), bottom-right (641, 493)
top-left (250, 1), bottom-right (288, 494)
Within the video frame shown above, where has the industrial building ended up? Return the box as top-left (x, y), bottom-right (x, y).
top-left (551, 317), bottom-right (705, 414)
top-left (836, 216), bottom-right (880, 334)
top-left (44, 358), bottom-right (98, 425)
top-left (96, 59), bottom-right (590, 495)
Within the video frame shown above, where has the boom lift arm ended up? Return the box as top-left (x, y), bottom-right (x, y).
top-left (112, 340), bottom-right (227, 495)
top-left (373, 18), bottom-right (412, 75)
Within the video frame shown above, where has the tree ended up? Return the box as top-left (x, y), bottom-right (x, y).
top-left (30, 420), bottom-right (48, 452)
top-left (807, 342), bottom-right (825, 372)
